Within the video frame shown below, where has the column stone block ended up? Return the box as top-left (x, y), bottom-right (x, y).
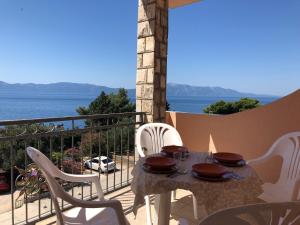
top-left (137, 38), bottom-right (146, 53)
top-left (147, 68), bottom-right (154, 83)
top-left (137, 54), bottom-right (143, 69)
top-left (136, 69), bottom-right (147, 84)
top-left (143, 52), bottom-right (155, 67)
top-left (145, 36), bottom-right (155, 52)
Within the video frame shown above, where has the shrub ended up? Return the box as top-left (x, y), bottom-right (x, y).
top-left (203, 98), bottom-right (261, 115)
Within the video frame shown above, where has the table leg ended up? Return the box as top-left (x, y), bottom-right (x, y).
top-left (153, 191), bottom-right (171, 225)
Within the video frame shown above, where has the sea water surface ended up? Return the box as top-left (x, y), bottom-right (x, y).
top-left (0, 94), bottom-right (278, 121)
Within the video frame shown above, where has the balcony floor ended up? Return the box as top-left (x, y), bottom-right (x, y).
top-left (37, 187), bottom-right (204, 225)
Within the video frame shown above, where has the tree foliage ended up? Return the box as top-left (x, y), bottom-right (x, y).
top-left (76, 89), bottom-right (136, 157)
top-left (0, 124), bottom-right (79, 173)
top-left (203, 98), bottom-right (261, 115)
top-left (166, 101), bottom-right (170, 111)
top-left (76, 89), bottom-right (135, 115)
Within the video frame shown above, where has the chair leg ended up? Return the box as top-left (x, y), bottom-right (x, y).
top-left (145, 195), bottom-right (153, 225)
top-left (192, 194), bottom-right (199, 220)
top-left (171, 190), bottom-right (177, 201)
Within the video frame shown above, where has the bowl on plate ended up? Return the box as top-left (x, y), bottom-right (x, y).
top-left (192, 163), bottom-right (227, 178)
top-left (161, 145), bottom-right (188, 157)
top-left (213, 152), bottom-right (243, 164)
top-left (144, 156), bottom-right (176, 171)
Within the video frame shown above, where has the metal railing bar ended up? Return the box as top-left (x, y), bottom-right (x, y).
top-left (113, 126), bottom-right (116, 190)
top-left (0, 121), bottom-right (144, 142)
top-left (98, 130), bottom-right (102, 180)
top-left (60, 136), bottom-right (64, 209)
top-left (106, 119), bottom-right (109, 194)
top-left (89, 122), bottom-right (93, 200)
top-left (0, 112), bottom-right (145, 126)
top-left (37, 139), bottom-right (42, 219)
top-left (24, 141), bottom-right (28, 223)
top-left (80, 137), bottom-right (84, 201)
top-left (10, 142), bottom-right (15, 225)
top-left (49, 137), bottom-right (53, 214)
top-left (127, 125), bottom-right (130, 184)
top-left (71, 120), bottom-right (75, 197)
top-left (120, 128), bottom-right (123, 188)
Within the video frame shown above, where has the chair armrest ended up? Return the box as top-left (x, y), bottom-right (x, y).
top-left (62, 191), bottom-right (127, 225)
top-left (58, 172), bottom-right (104, 200)
top-left (247, 142), bottom-right (279, 167)
top-left (247, 154), bottom-right (270, 166)
top-left (59, 172), bottom-right (98, 182)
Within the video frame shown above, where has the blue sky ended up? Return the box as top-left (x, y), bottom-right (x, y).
top-left (0, 0), bottom-right (299, 96)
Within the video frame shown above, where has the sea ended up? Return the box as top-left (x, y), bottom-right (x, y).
top-left (0, 94), bottom-right (278, 121)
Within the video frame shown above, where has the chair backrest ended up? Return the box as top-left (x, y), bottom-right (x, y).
top-left (265, 132), bottom-right (300, 185)
top-left (136, 123), bottom-right (183, 157)
top-left (26, 147), bottom-right (72, 225)
top-left (199, 201), bottom-right (300, 225)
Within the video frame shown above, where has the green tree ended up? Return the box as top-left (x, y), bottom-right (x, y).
top-left (203, 98), bottom-right (261, 115)
top-left (0, 123), bottom-right (80, 171)
top-left (166, 100), bottom-right (171, 111)
top-left (76, 89), bottom-right (135, 157)
top-left (76, 89), bottom-right (135, 115)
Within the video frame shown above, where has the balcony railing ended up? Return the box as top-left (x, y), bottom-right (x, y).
top-left (0, 112), bottom-right (145, 225)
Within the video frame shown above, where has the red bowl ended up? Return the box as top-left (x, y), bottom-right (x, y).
top-left (145, 156), bottom-right (176, 171)
top-left (192, 163), bottom-right (227, 178)
top-left (161, 145), bottom-right (188, 156)
top-left (213, 152), bottom-right (243, 164)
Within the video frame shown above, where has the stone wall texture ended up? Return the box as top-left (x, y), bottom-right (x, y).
top-left (136, 0), bottom-right (168, 123)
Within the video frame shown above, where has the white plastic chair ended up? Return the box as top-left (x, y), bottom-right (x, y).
top-left (136, 123), bottom-right (199, 224)
top-left (248, 132), bottom-right (300, 202)
top-left (26, 147), bottom-right (129, 225)
top-left (179, 201), bottom-right (300, 225)
top-left (136, 123), bottom-right (183, 157)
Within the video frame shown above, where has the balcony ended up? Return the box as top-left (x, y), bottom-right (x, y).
top-left (0, 112), bottom-right (206, 225)
top-left (0, 90), bottom-right (299, 225)
top-left (0, 0), bottom-right (298, 224)
top-left (0, 112), bottom-right (145, 225)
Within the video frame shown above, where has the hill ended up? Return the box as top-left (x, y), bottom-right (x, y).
top-left (0, 81), bottom-right (275, 98)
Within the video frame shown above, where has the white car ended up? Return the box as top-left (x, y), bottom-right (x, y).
top-left (84, 156), bottom-right (116, 173)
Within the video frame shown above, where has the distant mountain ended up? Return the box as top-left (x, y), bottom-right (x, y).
top-left (0, 82), bottom-right (135, 99)
top-left (0, 81), bottom-right (275, 98)
top-left (166, 83), bottom-right (274, 98)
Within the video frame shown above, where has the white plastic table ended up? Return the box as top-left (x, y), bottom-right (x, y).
top-left (131, 152), bottom-right (263, 225)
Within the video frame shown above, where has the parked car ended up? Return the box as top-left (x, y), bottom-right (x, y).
top-left (84, 157), bottom-right (116, 173)
top-left (0, 169), bottom-right (10, 192)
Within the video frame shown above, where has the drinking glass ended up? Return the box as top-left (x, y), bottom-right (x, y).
top-left (205, 151), bottom-right (214, 163)
top-left (173, 152), bottom-right (183, 169)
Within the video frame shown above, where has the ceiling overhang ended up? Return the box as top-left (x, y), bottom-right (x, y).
top-left (169, 0), bottom-right (200, 9)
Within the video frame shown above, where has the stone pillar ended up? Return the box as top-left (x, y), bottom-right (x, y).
top-left (136, 0), bottom-right (168, 123)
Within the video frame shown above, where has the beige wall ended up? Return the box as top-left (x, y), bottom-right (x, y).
top-left (166, 90), bottom-right (300, 182)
